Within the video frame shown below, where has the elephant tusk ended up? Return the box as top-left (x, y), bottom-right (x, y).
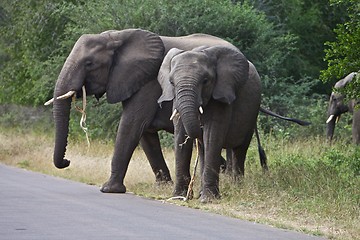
top-left (170, 109), bottom-right (178, 121)
top-left (199, 106), bottom-right (204, 114)
top-left (44, 98), bottom-right (54, 106)
top-left (56, 90), bottom-right (76, 100)
top-left (326, 115), bottom-right (335, 124)
top-left (336, 115), bottom-right (341, 123)
top-left (44, 90), bottom-right (76, 105)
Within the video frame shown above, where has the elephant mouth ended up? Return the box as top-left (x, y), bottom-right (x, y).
top-left (44, 86), bottom-right (86, 106)
top-left (84, 82), bottom-right (106, 99)
top-left (44, 80), bottom-right (107, 106)
top-left (170, 106), bottom-right (205, 140)
top-left (169, 106), bottom-right (204, 121)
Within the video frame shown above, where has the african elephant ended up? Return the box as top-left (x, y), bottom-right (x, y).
top-left (45, 28), bottom-right (239, 193)
top-left (326, 72), bottom-right (360, 144)
top-left (157, 46), bottom-right (261, 202)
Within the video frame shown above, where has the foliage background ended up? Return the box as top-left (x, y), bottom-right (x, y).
top-left (0, 0), bottom-right (358, 143)
top-left (1, 2), bottom-right (359, 238)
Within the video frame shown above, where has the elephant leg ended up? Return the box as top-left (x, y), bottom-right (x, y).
top-left (200, 141), bottom-right (223, 203)
top-left (101, 81), bottom-right (161, 193)
top-left (140, 132), bottom-right (172, 183)
top-left (231, 147), bottom-right (246, 179)
top-left (200, 103), bottom-right (230, 203)
top-left (100, 115), bottom-right (143, 193)
top-left (173, 118), bottom-right (193, 197)
top-left (225, 148), bottom-right (232, 175)
top-left (352, 110), bottom-right (360, 144)
top-left (231, 132), bottom-right (254, 179)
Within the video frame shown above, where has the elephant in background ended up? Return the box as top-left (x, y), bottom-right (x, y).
top-left (158, 46), bottom-right (261, 202)
top-left (326, 72), bottom-right (360, 144)
top-left (45, 28), bottom-right (240, 194)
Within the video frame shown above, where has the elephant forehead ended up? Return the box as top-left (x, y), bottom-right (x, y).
top-left (171, 60), bottom-right (212, 76)
top-left (331, 91), bottom-right (342, 98)
top-left (75, 34), bottom-right (106, 51)
top-left (175, 51), bottom-right (209, 63)
top-left (176, 51), bottom-right (207, 61)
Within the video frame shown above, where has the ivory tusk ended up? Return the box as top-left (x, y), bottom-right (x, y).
top-left (336, 116), bottom-right (340, 123)
top-left (44, 98), bottom-right (54, 106)
top-left (56, 90), bottom-right (76, 100)
top-left (199, 106), bottom-right (203, 114)
top-left (326, 115), bottom-right (335, 124)
top-left (170, 109), bottom-right (178, 121)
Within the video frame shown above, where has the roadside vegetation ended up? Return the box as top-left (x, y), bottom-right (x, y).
top-left (0, 1), bottom-right (359, 239)
top-left (0, 105), bottom-right (359, 240)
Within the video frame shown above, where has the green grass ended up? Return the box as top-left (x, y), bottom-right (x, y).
top-left (0, 105), bottom-right (359, 240)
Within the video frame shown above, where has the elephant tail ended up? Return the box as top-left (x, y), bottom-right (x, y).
top-left (255, 126), bottom-right (268, 172)
top-left (260, 107), bottom-right (311, 126)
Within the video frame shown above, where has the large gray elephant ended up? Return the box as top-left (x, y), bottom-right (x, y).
top-left (45, 28), bottom-right (239, 193)
top-left (326, 72), bottom-right (360, 144)
top-left (157, 46), bottom-right (261, 202)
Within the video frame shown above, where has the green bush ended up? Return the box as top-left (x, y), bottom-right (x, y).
top-left (0, 0), bottom-right (78, 105)
top-left (324, 147), bottom-right (360, 178)
top-left (0, 0), bottom-right (347, 141)
top-left (62, 0), bottom-right (300, 140)
top-left (257, 138), bottom-right (360, 216)
top-left (67, 98), bottom-right (121, 142)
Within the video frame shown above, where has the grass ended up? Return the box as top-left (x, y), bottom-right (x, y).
top-left (0, 105), bottom-right (359, 240)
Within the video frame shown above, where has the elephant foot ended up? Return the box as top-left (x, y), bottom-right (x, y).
top-left (100, 179), bottom-right (126, 193)
top-left (199, 187), bottom-right (220, 203)
top-left (155, 170), bottom-right (172, 184)
top-left (172, 187), bottom-right (188, 198)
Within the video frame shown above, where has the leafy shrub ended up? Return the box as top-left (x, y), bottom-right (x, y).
top-left (61, 0), bottom-right (299, 140)
top-left (323, 147), bottom-right (360, 178)
top-left (158, 130), bottom-right (174, 148)
top-left (0, 0), bottom-right (78, 105)
top-left (0, 0), bottom-right (342, 141)
top-left (67, 98), bottom-right (122, 142)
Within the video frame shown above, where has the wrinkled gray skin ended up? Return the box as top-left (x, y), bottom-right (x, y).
top-left (326, 72), bottom-right (360, 144)
top-left (158, 46), bottom-right (261, 202)
top-left (49, 28), bottom-right (237, 193)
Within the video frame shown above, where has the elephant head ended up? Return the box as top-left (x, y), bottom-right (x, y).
top-left (326, 72), bottom-right (358, 142)
top-left (157, 45), bottom-right (249, 139)
top-left (46, 29), bottom-right (164, 169)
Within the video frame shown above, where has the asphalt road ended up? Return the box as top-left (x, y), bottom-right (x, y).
top-left (0, 164), bottom-right (326, 240)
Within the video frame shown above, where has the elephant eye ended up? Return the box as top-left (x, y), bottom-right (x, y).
top-left (203, 78), bottom-right (208, 84)
top-left (85, 60), bottom-right (93, 68)
top-left (169, 77), bottom-right (174, 85)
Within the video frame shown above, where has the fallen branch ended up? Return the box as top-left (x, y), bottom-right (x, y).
top-left (167, 138), bottom-right (200, 202)
top-left (185, 138), bottom-right (200, 201)
top-left (179, 135), bottom-right (191, 147)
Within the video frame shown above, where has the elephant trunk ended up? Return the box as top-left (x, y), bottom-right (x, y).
top-left (53, 97), bottom-right (72, 168)
top-left (53, 51), bottom-right (85, 168)
top-left (176, 85), bottom-right (202, 139)
top-left (51, 57), bottom-right (83, 169)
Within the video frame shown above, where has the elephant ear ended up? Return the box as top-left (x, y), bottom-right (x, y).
top-left (205, 46), bottom-right (249, 104)
top-left (334, 72), bottom-right (357, 89)
top-left (157, 48), bottom-right (184, 106)
top-left (103, 29), bottom-right (165, 103)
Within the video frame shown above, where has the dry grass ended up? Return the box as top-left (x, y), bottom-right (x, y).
top-left (0, 127), bottom-right (170, 188)
top-left (1, 128), bottom-right (359, 240)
